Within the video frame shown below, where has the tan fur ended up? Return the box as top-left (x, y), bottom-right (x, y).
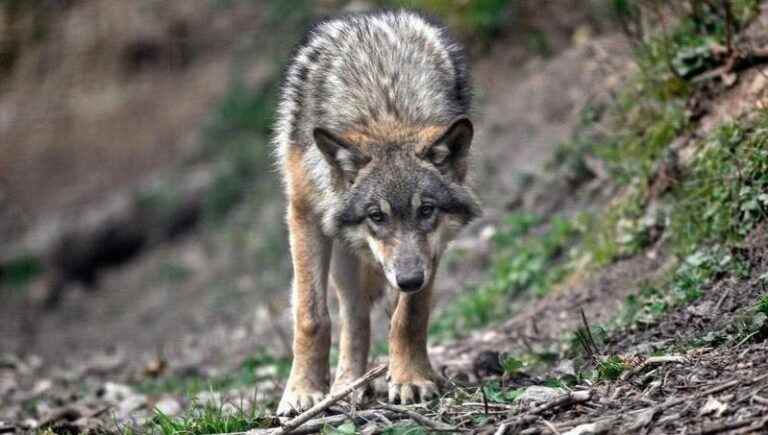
top-left (340, 118), bottom-right (447, 153)
top-left (279, 147), bottom-right (333, 412)
top-left (388, 283), bottom-right (440, 402)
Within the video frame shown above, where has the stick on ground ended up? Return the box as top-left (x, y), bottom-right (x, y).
top-left (275, 365), bottom-right (387, 434)
top-left (377, 403), bottom-right (457, 432)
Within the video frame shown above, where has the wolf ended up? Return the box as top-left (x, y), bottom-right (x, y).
top-left (273, 9), bottom-right (480, 415)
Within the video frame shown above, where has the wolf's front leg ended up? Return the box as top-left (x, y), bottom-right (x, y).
top-left (388, 285), bottom-right (440, 404)
top-left (277, 202), bottom-right (332, 416)
top-left (330, 247), bottom-right (384, 403)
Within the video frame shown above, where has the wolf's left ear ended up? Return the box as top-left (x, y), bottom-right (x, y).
top-left (313, 127), bottom-right (370, 183)
top-left (422, 116), bottom-right (473, 181)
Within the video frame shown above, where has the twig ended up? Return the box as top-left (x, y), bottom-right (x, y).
top-left (691, 416), bottom-right (768, 435)
top-left (620, 355), bottom-right (688, 381)
top-left (377, 403), bottom-right (457, 432)
top-left (216, 410), bottom-right (400, 435)
top-left (714, 287), bottom-right (731, 312)
top-left (462, 402), bottom-right (516, 410)
top-left (541, 419), bottom-right (560, 434)
top-left (494, 422), bottom-right (511, 435)
top-left (495, 390), bottom-right (592, 434)
top-left (752, 395), bottom-right (768, 406)
top-left (275, 365), bottom-right (386, 434)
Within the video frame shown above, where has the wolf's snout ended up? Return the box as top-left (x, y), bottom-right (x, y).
top-left (396, 270), bottom-right (424, 292)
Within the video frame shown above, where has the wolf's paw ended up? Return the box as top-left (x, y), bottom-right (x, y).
top-left (276, 388), bottom-right (326, 416)
top-left (387, 380), bottom-right (439, 404)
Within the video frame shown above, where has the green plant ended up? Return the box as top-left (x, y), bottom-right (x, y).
top-left (597, 355), bottom-right (626, 380)
top-left (483, 381), bottom-right (524, 404)
top-left (669, 121), bottom-right (768, 254)
top-left (758, 292), bottom-right (768, 317)
top-left (431, 213), bottom-right (580, 338)
top-left (148, 398), bottom-right (271, 435)
top-left (500, 356), bottom-right (524, 376)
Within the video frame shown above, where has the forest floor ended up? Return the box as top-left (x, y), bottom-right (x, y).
top-left (2, 2), bottom-right (768, 435)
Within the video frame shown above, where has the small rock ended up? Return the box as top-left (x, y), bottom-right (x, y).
top-left (100, 382), bottom-right (134, 402)
top-left (687, 300), bottom-right (715, 317)
top-left (554, 359), bottom-right (576, 377)
top-left (516, 386), bottom-right (564, 406)
top-left (154, 397), bottom-right (182, 416)
top-left (117, 393), bottom-right (148, 420)
top-left (562, 420), bottom-right (614, 435)
top-left (254, 364), bottom-right (279, 379)
top-left (700, 396), bottom-right (728, 418)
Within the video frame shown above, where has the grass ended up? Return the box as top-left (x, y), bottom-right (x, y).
top-left (430, 212), bottom-right (580, 338)
top-left (596, 355), bottom-right (627, 380)
top-left (669, 121), bottom-right (768, 254)
top-left (145, 399), bottom-right (273, 435)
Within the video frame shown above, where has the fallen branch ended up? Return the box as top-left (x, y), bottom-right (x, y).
top-left (691, 416), bottom-right (768, 435)
top-left (377, 403), bottom-right (456, 432)
top-left (212, 410), bottom-right (401, 435)
top-left (274, 365), bottom-right (386, 434)
top-left (494, 390), bottom-right (592, 435)
top-left (620, 355), bottom-right (688, 381)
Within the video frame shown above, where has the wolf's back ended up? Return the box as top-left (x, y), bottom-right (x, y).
top-left (274, 10), bottom-right (471, 157)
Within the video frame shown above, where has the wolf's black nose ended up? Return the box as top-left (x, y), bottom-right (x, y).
top-left (397, 272), bottom-right (424, 292)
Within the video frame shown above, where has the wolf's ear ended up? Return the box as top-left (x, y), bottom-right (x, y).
top-left (422, 116), bottom-right (473, 181)
top-left (313, 127), bottom-right (370, 182)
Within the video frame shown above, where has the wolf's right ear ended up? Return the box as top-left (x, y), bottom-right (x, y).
top-left (313, 127), bottom-right (370, 183)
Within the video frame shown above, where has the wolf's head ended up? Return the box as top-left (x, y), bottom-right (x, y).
top-left (314, 117), bottom-right (481, 293)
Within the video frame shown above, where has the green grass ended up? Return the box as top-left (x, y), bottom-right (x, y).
top-left (430, 213), bottom-right (580, 338)
top-left (146, 398), bottom-right (273, 435)
top-left (596, 355), bottom-right (626, 380)
top-left (758, 293), bottom-right (768, 317)
top-left (669, 121), bottom-right (768, 254)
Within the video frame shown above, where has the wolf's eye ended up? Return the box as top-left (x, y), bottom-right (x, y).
top-left (418, 205), bottom-right (435, 219)
top-left (368, 210), bottom-right (386, 224)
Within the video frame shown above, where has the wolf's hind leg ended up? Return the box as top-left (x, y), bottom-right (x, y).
top-left (330, 245), bottom-right (383, 403)
top-left (277, 201), bottom-right (332, 416)
top-left (388, 284), bottom-right (440, 404)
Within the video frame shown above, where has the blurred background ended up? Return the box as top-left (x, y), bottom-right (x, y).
top-left (0, 0), bottom-right (623, 359)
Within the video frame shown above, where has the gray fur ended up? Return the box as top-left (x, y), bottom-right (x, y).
top-left (273, 9), bottom-right (477, 239)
